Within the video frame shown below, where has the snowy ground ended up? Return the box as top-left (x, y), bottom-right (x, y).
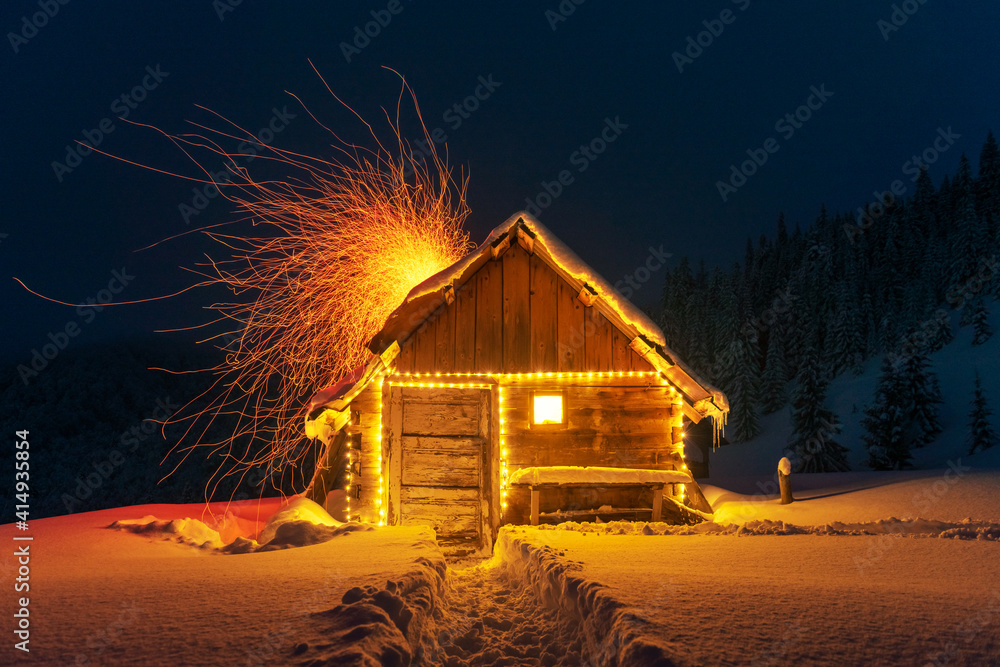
top-left (4, 469), bottom-right (1000, 666)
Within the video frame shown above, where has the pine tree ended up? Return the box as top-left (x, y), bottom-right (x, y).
top-left (860, 290), bottom-right (878, 354)
top-left (788, 344), bottom-right (849, 472)
top-left (759, 328), bottom-right (789, 414)
top-left (976, 132), bottom-right (1000, 243)
top-left (830, 281), bottom-right (864, 375)
top-left (659, 260), bottom-right (693, 353)
top-left (898, 349), bottom-right (943, 448)
top-left (970, 297), bottom-right (993, 346)
top-left (969, 372), bottom-right (998, 455)
top-left (928, 308), bottom-right (955, 351)
top-left (862, 355), bottom-right (912, 470)
top-left (912, 167), bottom-right (937, 241)
top-left (950, 156), bottom-right (986, 316)
top-left (718, 322), bottom-right (761, 443)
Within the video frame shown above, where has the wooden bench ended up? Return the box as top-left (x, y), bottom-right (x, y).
top-left (507, 466), bottom-right (693, 526)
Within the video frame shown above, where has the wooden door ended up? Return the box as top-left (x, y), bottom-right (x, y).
top-left (386, 386), bottom-right (495, 555)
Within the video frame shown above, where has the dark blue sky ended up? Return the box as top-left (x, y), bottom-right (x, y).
top-left (3, 1), bottom-right (1000, 364)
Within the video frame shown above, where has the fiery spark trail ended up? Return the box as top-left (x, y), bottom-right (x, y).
top-left (160, 71), bottom-right (471, 498)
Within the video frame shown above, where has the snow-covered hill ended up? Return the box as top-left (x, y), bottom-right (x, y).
top-left (710, 305), bottom-right (1000, 482)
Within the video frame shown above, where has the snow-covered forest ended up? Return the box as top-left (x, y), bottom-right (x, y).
top-left (661, 132), bottom-right (1000, 472)
top-left (0, 341), bottom-right (305, 519)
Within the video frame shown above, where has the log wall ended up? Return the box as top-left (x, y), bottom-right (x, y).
top-left (499, 376), bottom-right (685, 525)
top-left (351, 381), bottom-right (383, 523)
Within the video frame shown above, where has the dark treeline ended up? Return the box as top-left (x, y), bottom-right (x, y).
top-left (660, 132), bottom-right (1000, 471)
top-left (2, 340), bottom-right (314, 519)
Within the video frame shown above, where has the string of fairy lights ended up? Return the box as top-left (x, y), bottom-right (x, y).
top-left (344, 369), bottom-right (689, 525)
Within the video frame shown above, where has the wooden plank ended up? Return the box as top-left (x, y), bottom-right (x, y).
top-left (453, 280), bottom-right (477, 373)
top-left (394, 339), bottom-right (415, 374)
top-left (530, 489), bottom-right (539, 526)
top-left (400, 485), bottom-right (481, 506)
top-left (611, 326), bottom-right (632, 372)
top-left (500, 385), bottom-right (676, 408)
top-left (475, 258), bottom-right (503, 372)
top-left (412, 316), bottom-right (436, 373)
top-left (400, 449), bottom-right (480, 487)
top-left (353, 382), bottom-right (386, 522)
top-left (434, 299), bottom-right (456, 373)
top-left (488, 386), bottom-right (501, 539)
top-left (400, 515), bottom-right (480, 534)
top-left (479, 388), bottom-right (494, 549)
top-left (503, 388), bottom-right (675, 411)
top-left (505, 451), bottom-right (682, 471)
top-left (652, 487), bottom-right (662, 521)
top-left (502, 242), bottom-right (532, 373)
top-left (529, 254), bottom-right (559, 372)
top-left (401, 435), bottom-right (483, 452)
top-left (557, 277), bottom-right (585, 372)
top-left (500, 375), bottom-right (665, 387)
top-left (504, 432), bottom-right (683, 469)
top-left (401, 387), bottom-right (481, 404)
top-left (353, 383), bottom-right (381, 409)
top-left (399, 494), bottom-right (480, 533)
top-left (386, 385), bottom-right (403, 525)
top-left (403, 400), bottom-right (480, 436)
top-left (504, 407), bottom-right (670, 434)
top-left (584, 308), bottom-right (614, 371)
top-left (631, 349), bottom-right (654, 372)
top-left (399, 486), bottom-right (479, 500)
top-left (511, 481), bottom-right (669, 489)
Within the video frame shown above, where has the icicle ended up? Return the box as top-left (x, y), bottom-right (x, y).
top-left (712, 411), bottom-right (727, 449)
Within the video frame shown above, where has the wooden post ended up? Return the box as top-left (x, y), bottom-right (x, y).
top-left (651, 485), bottom-right (663, 522)
top-left (386, 386), bottom-right (403, 524)
top-left (778, 457), bottom-right (794, 505)
top-left (530, 487), bottom-right (540, 526)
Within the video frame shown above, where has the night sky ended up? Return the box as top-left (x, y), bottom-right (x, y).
top-left (4, 1), bottom-right (1000, 364)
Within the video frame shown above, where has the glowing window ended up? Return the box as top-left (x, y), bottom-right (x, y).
top-left (533, 392), bottom-right (564, 425)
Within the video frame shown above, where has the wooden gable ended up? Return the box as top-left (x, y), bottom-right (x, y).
top-left (392, 241), bottom-right (655, 375)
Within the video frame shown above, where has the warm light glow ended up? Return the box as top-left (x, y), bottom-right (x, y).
top-left (152, 71), bottom-right (471, 502)
top-left (372, 371), bottom-right (689, 520)
top-left (533, 393), bottom-right (564, 425)
top-left (346, 430), bottom-right (352, 521)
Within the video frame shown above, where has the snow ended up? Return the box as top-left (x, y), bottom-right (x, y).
top-left (777, 456), bottom-right (792, 476)
top-left (503, 526), bottom-right (1000, 665)
top-left (5, 467), bottom-right (1000, 665)
top-left (3, 498), bottom-right (447, 666)
top-left (704, 467), bottom-right (1000, 525)
top-left (508, 465), bottom-right (693, 486)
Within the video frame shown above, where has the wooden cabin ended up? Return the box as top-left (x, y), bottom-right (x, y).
top-left (304, 213), bottom-right (728, 555)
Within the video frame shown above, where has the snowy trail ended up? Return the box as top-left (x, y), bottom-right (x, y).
top-left (298, 531), bottom-right (661, 666)
top-left (426, 562), bottom-right (585, 666)
top-left (298, 548), bottom-right (591, 666)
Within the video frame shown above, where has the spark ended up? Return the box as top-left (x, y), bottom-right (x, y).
top-left (159, 67), bottom-right (471, 499)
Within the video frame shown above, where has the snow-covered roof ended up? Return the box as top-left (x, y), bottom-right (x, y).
top-left (368, 212), bottom-right (728, 421)
top-left (395, 212), bottom-right (668, 347)
top-left (306, 213), bottom-right (727, 437)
